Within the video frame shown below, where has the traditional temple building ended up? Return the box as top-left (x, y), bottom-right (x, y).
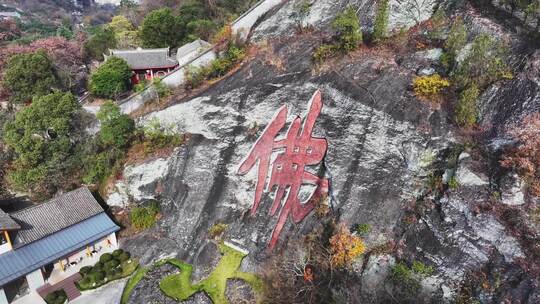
top-left (0, 188), bottom-right (119, 304)
top-left (105, 47), bottom-right (179, 85)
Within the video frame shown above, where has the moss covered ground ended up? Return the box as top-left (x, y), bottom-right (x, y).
top-left (159, 243), bottom-right (262, 303)
top-left (120, 266), bottom-right (150, 304)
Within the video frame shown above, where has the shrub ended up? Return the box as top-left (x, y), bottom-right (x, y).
top-left (211, 24), bottom-right (232, 45)
top-left (3, 50), bottom-right (58, 104)
top-left (372, 0), bottom-right (390, 41)
top-left (113, 249), bottom-right (124, 257)
top-left (82, 152), bottom-right (112, 185)
top-left (96, 101), bottom-right (135, 149)
top-left (313, 44), bottom-right (339, 63)
top-left (427, 8), bottom-right (449, 41)
top-left (142, 119), bottom-right (183, 154)
top-left (355, 223), bottom-right (371, 236)
top-left (44, 290), bottom-right (67, 304)
top-left (106, 269), bottom-right (117, 280)
top-left (329, 224), bottom-right (366, 268)
top-left (292, 0), bottom-right (312, 31)
top-left (100, 253), bottom-right (113, 263)
top-left (118, 251), bottom-right (131, 262)
top-left (390, 262), bottom-right (421, 295)
top-left (413, 74), bottom-right (450, 102)
top-left (444, 17), bottom-right (467, 56)
top-left (452, 34), bottom-right (512, 90)
top-left (83, 27), bottom-right (117, 61)
top-left (133, 82), bottom-right (147, 93)
top-left (208, 223), bottom-right (228, 239)
top-left (89, 56), bottom-right (132, 98)
top-left (185, 65), bottom-right (208, 89)
top-left (93, 262), bottom-right (104, 270)
top-left (332, 7), bottom-right (362, 52)
top-left (140, 8), bottom-right (183, 48)
top-left (448, 176), bottom-right (459, 189)
top-left (455, 83), bottom-right (479, 127)
top-left (89, 270), bottom-right (106, 283)
top-left (105, 259), bottom-right (121, 270)
top-left (312, 7), bottom-right (361, 63)
top-left (79, 266), bottom-right (93, 276)
top-left (3, 91), bottom-right (79, 196)
top-left (500, 113), bottom-right (540, 196)
top-left (130, 201), bottom-right (160, 230)
top-left (184, 43), bottom-right (245, 89)
top-left (153, 78), bottom-right (170, 98)
top-left (411, 261), bottom-right (434, 276)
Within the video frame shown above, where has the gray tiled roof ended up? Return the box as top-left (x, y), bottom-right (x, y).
top-left (107, 48), bottom-right (178, 70)
top-left (9, 187), bottom-right (105, 247)
top-left (0, 209), bottom-right (20, 231)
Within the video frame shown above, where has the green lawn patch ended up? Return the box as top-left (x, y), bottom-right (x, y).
top-left (159, 243), bottom-right (263, 304)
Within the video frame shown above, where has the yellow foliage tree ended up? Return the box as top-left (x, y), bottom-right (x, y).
top-left (329, 224), bottom-right (365, 268)
top-left (107, 15), bottom-right (140, 48)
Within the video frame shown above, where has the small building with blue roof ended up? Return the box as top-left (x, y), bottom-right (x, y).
top-left (0, 187), bottom-right (120, 304)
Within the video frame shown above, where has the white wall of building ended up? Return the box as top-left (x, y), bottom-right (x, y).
top-left (0, 288), bottom-right (8, 304)
top-left (231, 0), bottom-right (283, 39)
top-left (25, 270), bottom-right (44, 292)
top-left (0, 243), bottom-right (11, 255)
top-left (162, 50), bottom-right (217, 88)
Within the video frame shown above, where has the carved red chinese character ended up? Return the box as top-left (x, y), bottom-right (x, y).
top-left (237, 90), bottom-right (329, 250)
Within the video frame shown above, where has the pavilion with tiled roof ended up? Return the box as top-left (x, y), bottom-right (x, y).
top-left (104, 47), bottom-right (179, 85)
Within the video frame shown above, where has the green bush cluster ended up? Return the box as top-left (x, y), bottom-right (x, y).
top-left (44, 289), bottom-right (67, 304)
top-left (454, 83), bottom-right (479, 127)
top-left (411, 261), bottom-right (434, 276)
top-left (448, 176), bottom-right (460, 190)
top-left (453, 34), bottom-right (512, 90)
top-left (89, 56), bottom-right (132, 99)
top-left (152, 78), bottom-right (171, 98)
top-left (83, 27), bottom-right (117, 61)
top-left (389, 261), bottom-right (434, 297)
top-left (185, 43), bottom-right (246, 89)
top-left (96, 101), bottom-right (136, 149)
top-left (133, 81), bottom-right (147, 93)
top-left (443, 17), bottom-right (467, 69)
top-left (77, 249), bottom-right (137, 290)
top-left (81, 101), bottom-right (134, 185)
top-left (3, 51), bottom-right (58, 104)
top-left (312, 7), bottom-right (362, 63)
top-left (142, 118), bottom-right (183, 155)
top-left (130, 201), bottom-right (160, 230)
top-left (372, 0), bottom-right (390, 41)
top-left (3, 91), bottom-right (80, 197)
top-left (441, 19), bottom-right (513, 129)
top-left (354, 223), bottom-right (372, 236)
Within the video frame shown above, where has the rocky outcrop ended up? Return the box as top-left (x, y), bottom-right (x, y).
top-left (115, 1), bottom-right (540, 303)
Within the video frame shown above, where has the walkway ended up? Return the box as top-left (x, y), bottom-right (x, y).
top-left (36, 272), bottom-right (82, 301)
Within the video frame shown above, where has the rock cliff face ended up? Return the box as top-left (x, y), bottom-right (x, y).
top-left (116, 1), bottom-right (540, 303)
